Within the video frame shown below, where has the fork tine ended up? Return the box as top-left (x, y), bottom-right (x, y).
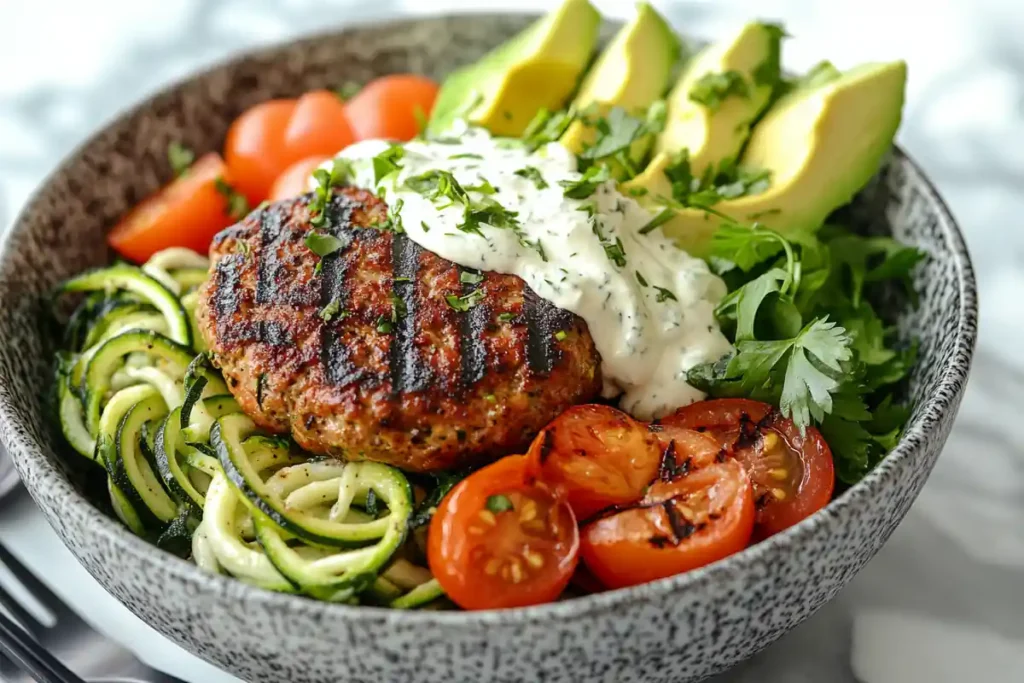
top-left (0, 543), bottom-right (73, 622)
top-left (0, 583), bottom-right (44, 641)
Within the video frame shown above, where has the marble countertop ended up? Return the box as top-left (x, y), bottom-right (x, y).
top-left (1, 1), bottom-right (1022, 681)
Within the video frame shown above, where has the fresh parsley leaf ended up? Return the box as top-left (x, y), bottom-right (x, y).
top-left (445, 288), bottom-right (485, 312)
top-left (578, 106), bottom-right (647, 161)
top-left (708, 221), bottom-right (788, 273)
top-left (778, 319), bottom-right (852, 425)
top-left (466, 178), bottom-right (497, 195)
top-left (514, 166), bottom-right (548, 189)
top-left (449, 152), bottom-right (483, 160)
top-left (167, 141), bottom-right (194, 177)
top-left (372, 144), bottom-right (405, 185)
top-left (688, 70), bottom-right (750, 111)
top-left (308, 158), bottom-right (353, 227)
top-left (319, 299), bottom-right (342, 322)
top-left (560, 164), bottom-right (611, 199)
top-left (638, 207), bottom-right (675, 235)
top-left (376, 316), bottom-right (393, 334)
top-left (603, 237), bottom-right (627, 268)
top-left (405, 169), bottom-right (469, 207)
top-left (522, 107), bottom-right (578, 150)
top-left (460, 270), bottom-right (484, 285)
top-left (214, 177), bottom-right (250, 221)
top-left (635, 271), bottom-right (649, 287)
top-left (485, 494), bottom-right (514, 513)
top-left (654, 286), bottom-right (677, 303)
top-left (497, 312), bottom-right (516, 323)
top-left (304, 231), bottom-right (347, 258)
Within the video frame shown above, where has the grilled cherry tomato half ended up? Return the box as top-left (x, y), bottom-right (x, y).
top-left (268, 154), bottom-right (330, 202)
top-left (427, 455), bottom-right (579, 610)
top-left (658, 399), bottom-right (835, 538)
top-left (107, 152), bottom-right (235, 263)
top-left (580, 459), bottom-right (755, 590)
top-left (649, 423), bottom-right (723, 473)
top-left (345, 74), bottom-right (440, 141)
top-left (525, 405), bottom-right (663, 521)
top-left (225, 90), bottom-right (354, 204)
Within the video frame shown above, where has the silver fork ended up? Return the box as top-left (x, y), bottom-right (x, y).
top-left (0, 517), bottom-right (183, 683)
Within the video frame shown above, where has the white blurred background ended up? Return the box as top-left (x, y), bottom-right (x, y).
top-left (1, 1), bottom-right (1022, 681)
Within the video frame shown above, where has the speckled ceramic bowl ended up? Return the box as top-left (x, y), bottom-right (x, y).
top-left (0, 13), bottom-right (977, 683)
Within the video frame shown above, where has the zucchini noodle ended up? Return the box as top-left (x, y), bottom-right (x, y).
top-left (54, 248), bottom-right (445, 609)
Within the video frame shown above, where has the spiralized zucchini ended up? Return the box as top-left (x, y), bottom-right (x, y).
top-left (54, 248), bottom-right (445, 608)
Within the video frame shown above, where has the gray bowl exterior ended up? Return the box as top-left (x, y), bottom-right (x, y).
top-left (0, 13), bottom-right (977, 683)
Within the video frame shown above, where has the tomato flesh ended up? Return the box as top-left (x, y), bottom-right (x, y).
top-left (268, 155), bottom-right (330, 202)
top-left (580, 459), bottom-right (755, 590)
top-left (107, 152), bottom-right (234, 263)
top-left (345, 74), bottom-right (440, 141)
top-left (427, 455), bottom-right (579, 610)
top-left (659, 399), bottom-right (835, 538)
top-left (525, 404), bottom-right (662, 521)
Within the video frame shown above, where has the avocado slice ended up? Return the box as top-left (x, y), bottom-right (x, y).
top-left (621, 22), bottom-right (783, 199)
top-left (559, 2), bottom-right (680, 167)
top-left (651, 60), bottom-right (908, 256)
top-left (427, 0), bottom-right (601, 137)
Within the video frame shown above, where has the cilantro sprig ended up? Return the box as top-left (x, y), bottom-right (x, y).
top-left (688, 219), bottom-right (925, 483)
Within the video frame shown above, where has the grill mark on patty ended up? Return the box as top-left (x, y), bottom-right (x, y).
top-left (524, 287), bottom-right (572, 376)
top-left (211, 253), bottom-right (254, 342)
top-left (458, 267), bottom-right (489, 389)
top-left (258, 320), bottom-right (291, 346)
top-left (389, 232), bottom-right (430, 395)
top-left (255, 206), bottom-right (285, 306)
top-left (317, 200), bottom-right (364, 387)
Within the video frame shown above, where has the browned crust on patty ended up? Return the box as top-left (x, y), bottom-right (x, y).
top-left (196, 187), bottom-right (602, 472)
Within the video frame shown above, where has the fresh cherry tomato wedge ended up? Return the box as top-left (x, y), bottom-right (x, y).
top-left (659, 399), bottom-right (835, 538)
top-left (427, 455), bottom-right (579, 610)
top-left (107, 152), bottom-right (235, 263)
top-left (225, 90), bottom-right (354, 204)
top-left (580, 459), bottom-right (755, 590)
top-left (525, 405), bottom-right (662, 521)
top-left (345, 74), bottom-right (440, 142)
top-left (268, 155), bottom-right (330, 202)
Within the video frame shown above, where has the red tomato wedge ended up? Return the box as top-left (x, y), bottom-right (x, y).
top-left (525, 405), bottom-right (662, 521)
top-left (580, 459), bottom-right (755, 590)
top-left (345, 74), bottom-right (440, 141)
top-left (225, 90), bottom-right (354, 204)
top-left (268, 155), bottom-right (330, 202)
top-left (107, 152), bottom-right (234, 263)
top-left (427, 455), bottom-right (579, 611)
top-left (659, 399), bottom-right (835, 538)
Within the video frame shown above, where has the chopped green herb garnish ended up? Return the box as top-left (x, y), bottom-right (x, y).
top-left (460, 270), bottom-right (484, 285)
top-left (412, 104), bottom-right (428, 136)
top-left (167, 141), bottom-right (194, 177)
top-left (497, 312), bottom-right (516, 323)
top-left (638, 207), bottom-right (675, 235)
top-left (304, 231), bottom-right (347, 258)
top-left (514, 166), bottom-right (549, 189)
top-left (635, 271), bottom-right (649, 287)
top-left (560, 164), bottom-right (611, 199)
top-left (376, 317), bottom-right (394, 334)
top-left (628, 187), bottom-right (649, 197)
top-left (485, 494), bottom-right (514, 513)
top-left (420, 220), bottom-right (431, 233)
top-left (654, 286), bottom-right (677, 302)
top-left (319, 299), bottom-right (342, 321)
top-left (390, 291), bottom-right (407, 321)
top-left (689, 70), bottom-right (750, 111)
top-left (445, 288), bottom-right (485, 312)
top-left (466, 178), bottom-right (497, 195)
top-left (335, 81), bottom-right (362, 101)
top-left (484, 394), bottom-right (497, 403)
top-left (372, 144), bottom-right (405, 185)
top-left (309, 158), bottom-right (354, 227)
top-left (603, 237), bottom-right (627, 268)
top-left (405, 169), bottom-right (470, 207)
top-left (449, 152), bottom-right (484, 160)
top-left (521, 107), bottom-right (578, 150)
top-left (214, 177), bottom-right (250, 221)
top-left (554, 330), bottom-right (567, 341)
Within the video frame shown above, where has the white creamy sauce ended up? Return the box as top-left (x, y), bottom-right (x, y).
top-left (322, 124), bottom-right (732, 420)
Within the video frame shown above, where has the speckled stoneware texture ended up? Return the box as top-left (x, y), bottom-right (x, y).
top-left (0, 13), bottom-right (977, 683)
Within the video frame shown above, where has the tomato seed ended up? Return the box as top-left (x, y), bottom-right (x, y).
top-left (520, 499), bottom-right (538, 522)
top-left (524, 551), bottom-right (544, 569)
top-left (771, 487), bottom-right (787, 501)
top-left (508, 558), bottom-right (525, 584)
top-left (478, 509), bottom-right (497, 526)
top-left (769, 468), bottom-right (788, 481)
top-left (484, 558), bottom-right (502, 576)
top-left (676, 504), bottom-right (696, 521)
top-left (762, 432), bottom-right (779, 450)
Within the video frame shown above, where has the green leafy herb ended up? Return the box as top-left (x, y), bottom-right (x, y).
top-left (635, 271), bottom-right (649, 287)
top-left (412, 104), bottom-right (428, 136)
top-left (214, 177), bottom-right (250, 221)
top-left (628, 187), bottom-right (649, 197)
top-left (560, 164), bottom-right (611, 199)
top-left (497, 312), bottom-right (516, 323)
top-left (389, 291), bottom-right (407, 322)
top-left (319, 299), bottom-right (342, 322)
top-left (445, 288), bottom-right (485, 312)
top-left (603, 237), bottom-right (627, 268)
top-left (405, 169), bottom-right (469, 207)
top-left (167, 141), bottom-right (194, 177)
top-left (364, 488), bottom-right (381, 517)
top-left (688, 70), bottom-right (750, 111)
top-left (485, 394), bottom-right (497, 403)
top-left (654, 286), bottom-right (677, 303)
top-left (309, 158), bottom-right (354, 227)
top-left (376, 316), bottom-right (393, 334)
top-left (578, 106), bottom-right (648, 161)
top-left (638, 207), bottom-right (675, 235)
top-left (514, 166), bottom-right (549, 189)
top-left (460, 270), bottom-right (484, 284)
top-left (304, 231), bottom-right (347, 258)
top-left (522, 107), bottom-right (578, 150)
top-left (485, 494), bottom-right (514, 513)
top-left (372, 144), bottom-right (405, 185)
top-left (554, 330), bottom-right (567, 341)
top-left (466, 178), bottom-right (497, 195)
top-left (449, 152), bottom-right (483, 160)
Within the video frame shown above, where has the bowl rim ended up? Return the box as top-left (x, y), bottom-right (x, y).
top-left (0, 12), bottom-right (978, 628)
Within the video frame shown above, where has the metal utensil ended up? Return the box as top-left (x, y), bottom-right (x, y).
top-left (0, 604), bottom-right (84, 683)
top-left (0, 448), bottom-right (184, 683)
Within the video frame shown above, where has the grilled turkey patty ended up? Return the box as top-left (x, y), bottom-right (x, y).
top-left (196, 187), bottom-right (602, 472)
